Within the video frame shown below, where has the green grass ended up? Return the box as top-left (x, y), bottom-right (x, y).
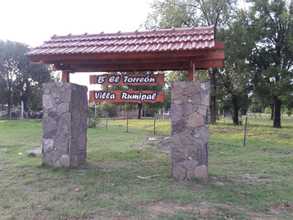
top-left (0, 118), bottom-right (292, 220)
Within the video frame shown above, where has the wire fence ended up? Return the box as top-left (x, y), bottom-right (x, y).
top-left (88, 113), bottom-right (293, 149)
top-left (91, 117), bottom-right (171, 136)
top-left (1, 105), bottom-right (292, 148)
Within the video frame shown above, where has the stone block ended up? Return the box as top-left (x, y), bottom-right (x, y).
top-left (42, 82), bottom-right (88, 168)
top-left (170, 81), bottom-right (210, 182)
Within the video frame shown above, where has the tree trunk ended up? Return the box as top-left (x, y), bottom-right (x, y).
top-left (270, 104), bottom-right (274, 120)
top-left (7, 91), bottom-right (12, 119)
top-left (232, 95), bottom-right (240, 125)
top-left (273, 96), bottom-right (281, 128)
top-left (137, 103), bottom-right (143, 119)
top-left (23, 81), bottom-right (30, 112)
top-left (209, 69), bottom-right (217, 124)
top-left (7, 100), bottom-right (11, 119)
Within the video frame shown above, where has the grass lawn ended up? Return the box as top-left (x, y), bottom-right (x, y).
top-left (0, 118), bottom-right (292, 220)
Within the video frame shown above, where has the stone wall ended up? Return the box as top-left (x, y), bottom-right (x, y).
top-left (42, 82), bottom-right (88, 168)
top-left (169, 81), bottom-right (210, 181)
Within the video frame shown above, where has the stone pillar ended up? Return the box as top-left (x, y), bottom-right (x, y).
top-left (169, 81), bottom-right (210, 181)
top-left (42, 82), bottom-right (88, 168)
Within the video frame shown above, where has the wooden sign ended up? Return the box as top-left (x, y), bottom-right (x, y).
top-left (89, 90), bottom-right (165, 104)
top-left (89, 73), bottom-right (164, 86)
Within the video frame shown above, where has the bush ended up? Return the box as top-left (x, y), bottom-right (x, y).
top-left (102, 104), bottom-right (118, 117)
top-left (88, 117), bottom-right (96, 128)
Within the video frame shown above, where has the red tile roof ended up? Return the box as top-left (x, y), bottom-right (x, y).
top-left (28, 26), bottom-right (216, 56)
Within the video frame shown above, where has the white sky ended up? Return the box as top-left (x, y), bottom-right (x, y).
top-left (0, 0), bottom-right (152, 86)
top-left (0, 0), bottom-right (151, 47)
top-left (0, 0), bottom-right (247, 87)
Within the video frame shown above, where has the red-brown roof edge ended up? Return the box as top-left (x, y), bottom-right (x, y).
top-left (49, 25), bottom-right (215, 40)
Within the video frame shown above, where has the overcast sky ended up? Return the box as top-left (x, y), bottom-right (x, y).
top-left (0, 0), bottom-right (151, 47)
top-left (1, 0), bottom-right (153, 86)
top-left (0, 0), bottom-right (247, 87)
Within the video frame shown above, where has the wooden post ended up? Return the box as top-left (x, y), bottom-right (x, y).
top-left (61, 71), bottom-right (70, 82)
top-left (187, 62), bottom-right (197, 81)
top-left (187, 69), bottom-right (194, 81)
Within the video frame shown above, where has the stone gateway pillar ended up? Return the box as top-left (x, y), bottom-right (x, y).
top-left (170, 81), bottom-right (210, 181)
top-left (42, 82), bottom-right (88, 168)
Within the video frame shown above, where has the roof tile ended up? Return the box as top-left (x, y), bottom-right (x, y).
top-left (28, 26), bottom-right (216, 56)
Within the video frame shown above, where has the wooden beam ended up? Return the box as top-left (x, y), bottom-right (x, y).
top-left (57, 61), bottom-right (190, 72)
top-left (48, 50), bottom-right (224, 66)
top-left (75, 60), bottom-right (221, 72)
top-left (61, 70), bottom-right (70, 82)
top-left (29, 48), bottom-right (224, 64)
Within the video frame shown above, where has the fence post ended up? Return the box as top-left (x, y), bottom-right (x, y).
top-left (153, 114), bottom-right (156, 136)
top-left (243, 116), bottom-right (248, 146)
top-left (126, 105), bottom-right (129, 133)
top-left (94, 104), bottom-right (97, 118)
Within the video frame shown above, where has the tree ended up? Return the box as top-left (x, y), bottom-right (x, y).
top-left (145, 0), bottom-right (195, 28)
top-left (0, 40), bottom-right (51, 117)
top-left (0, 72), bottom-right (7, 111)
top-left (145, 0), bottom-right (236, 123)
top-left (162, 71), bottom-right (187, 112)
top-left (16, 55), bottom-right (51, 112)
top-left (0, 41), bottom-right (24, 117)
top-left (248, 0), bottom-right (293, 128)
top-left (217, 10), bottom-right (253, 125)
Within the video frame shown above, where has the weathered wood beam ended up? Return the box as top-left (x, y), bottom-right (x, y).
top-left (29, 49), bottom-right (224, 64)
top-left (54, 58), bottom-right (224, 72)
top-left (61, 70), bottom-right (70, 82)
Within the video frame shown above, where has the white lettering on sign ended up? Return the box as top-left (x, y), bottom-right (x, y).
top-left (90, 90), bottom-right (164, 103)
top-left (97, 75), bottom-right (107, 84)
top-left (108, 75), bottom-right (121, 83)
top-left (121, 92), bottom-right (157, 101)
top-left (123, 75), bottom-right (156, 84)
top-left (93, 74), bottom-right (160, 85)
top-left (95, 91), bottom-right (116, 100)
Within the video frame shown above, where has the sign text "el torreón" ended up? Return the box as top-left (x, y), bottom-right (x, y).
top-left (90, 73), bottom-right (164, 86)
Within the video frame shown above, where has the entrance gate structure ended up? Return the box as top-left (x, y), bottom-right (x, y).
top-left (28, 26), bottom-right (224, 181)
